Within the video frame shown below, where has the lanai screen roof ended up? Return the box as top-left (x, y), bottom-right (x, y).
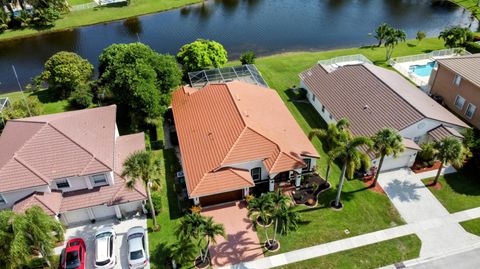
top-left (188, 64), bottom-right (269, 88)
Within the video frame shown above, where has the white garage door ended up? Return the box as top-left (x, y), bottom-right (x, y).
top-left (379, 150), bottom-right (416, 171)
top-left (63, 208), bottom-right (90, 226)
top-left (91, 205), bottom-right (117, 221)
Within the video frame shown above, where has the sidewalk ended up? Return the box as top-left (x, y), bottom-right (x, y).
top-left (220, 168), bottom-right (480, 269)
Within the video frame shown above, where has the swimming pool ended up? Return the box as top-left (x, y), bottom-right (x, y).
top-left (409, 61), bottom-right (437, 77)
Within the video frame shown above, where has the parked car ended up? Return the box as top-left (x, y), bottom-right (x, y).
top-left (94, 227), bottom-right (117, 268)
top-left (60, 238), bottom-right (86, 269)
top-left (127, 226), bottom-right (149, 269)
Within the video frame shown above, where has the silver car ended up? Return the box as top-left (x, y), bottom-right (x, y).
top-left (127, 226), bottom-right (149, 269)
top-left (94, 227), bottom-right (117, 269)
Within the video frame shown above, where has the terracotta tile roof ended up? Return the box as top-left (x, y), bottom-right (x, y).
top-left (436, 54), bottom-right (480, 87)
top-left (300, 63), bottom-right (468, 137)
top-left (172, 81), bottom-right (319, 197)
top-left (428, 125), bottom-right (464, 142)
top-left (0, 106), bottom-right (117, 192)
top-left (190, 168), bottom-right (253, 197)
top-left (13, 191), bottom-right (63, 216)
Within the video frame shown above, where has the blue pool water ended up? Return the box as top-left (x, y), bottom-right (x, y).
top-left (409, 61), bottom-right (437, 77)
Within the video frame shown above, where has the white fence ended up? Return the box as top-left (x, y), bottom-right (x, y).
top-left (318, 54), bottom-right (372, 72)
top-left (388, 48), bottom-right (470, 66)
top-left (69, 2), bottom-right (98, 11)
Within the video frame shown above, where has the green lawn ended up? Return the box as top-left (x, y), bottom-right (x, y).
top-left (421, 167), bottom-right (480, 213)
top-left (68, 0), bottom-right (93, 5)
top-left (451, 0), bottom-right (480, 20)
top-left (0, 88), bottom-right (72, 115)
top-left (0, 0), bottom-right (202, 41)
top-left (276, 235), bottom-right (421, 269)
top-left (460, 218), bottom-right (480, 236)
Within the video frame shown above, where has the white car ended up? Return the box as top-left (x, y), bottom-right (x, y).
top-left (94, 227), bottom-right (117, 269)
top-left (127, 226), bottom-right (149, 269)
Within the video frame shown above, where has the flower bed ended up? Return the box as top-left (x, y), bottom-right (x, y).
top-left (292, 174), bottom-right (331, 206)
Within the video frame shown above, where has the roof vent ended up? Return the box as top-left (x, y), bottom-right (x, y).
top-left (363, 105), bottom-right (369, 110)
top-left (244, 111), bottom-right (249, 117)
top-left (236, 94), bottom-right (241, 101)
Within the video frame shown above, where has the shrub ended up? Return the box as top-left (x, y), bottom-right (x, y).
top-left (69, 84), bottom-right (93, 108)
top-left (418, 142), bottom-right (437, 162)
top-left (239, 51), bottom-right (256, 65)
top-left (2, 96), bottom-right (43, 121)
top-left (465, 42), bottom-right (480, 54)
top-left (145, 192), bottom-right (162, 215)
top-left (416, 31), bottom-right (426, 42)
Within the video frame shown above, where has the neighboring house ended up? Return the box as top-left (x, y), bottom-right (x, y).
top-left (172, 81), bottom-right (319, 206)
top-left (300, 59), bottom-right (469, 172)
top-left (429, 54), bottom-right (480, 129)
top-left (0, 105), bottom-right (147, 226)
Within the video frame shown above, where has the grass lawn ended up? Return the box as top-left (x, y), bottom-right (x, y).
top-left (277, 235), bottom-right (421, 269)
top-left (247, 39), bottom-right (449, 254)
top-left (460, 218), bottom-right (480, 236)
top-left (0, 0), bottom-right (202, 41)
top-left (451, 0), bottom-right (480, 20)
top-left (421, 167), bottom-right (480, 213)
top-left (0, 88), bottom-right (72, 115)
top-left (68, 0), bottom-right (93, 5)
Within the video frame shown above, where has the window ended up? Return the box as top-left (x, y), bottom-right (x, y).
top-left (312, 94), bottom-right (316, 102)
top-left (302, 159), bottom-right (312, 172)
top-left (251, 167), bottom-right (261, 181)
top-left (91, 174), bottom-right (108, 186)
top-left (56, 178), bottom-right (70, 189)
top-left (465, 103), bottom-right (476, 119)
top-left (453, 74), bottom-right (462, 86)
top-left (321, 105), bottom-right (325, 112)
top-left (454, 95), bottom-right (465, 110)
top-left (0, 194), bottom-right (6, 204)
top-left (413, 136), bottom-right (421, 143)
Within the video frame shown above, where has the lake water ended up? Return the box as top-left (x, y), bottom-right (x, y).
top-left (0, 0), bottom-right (478, 93)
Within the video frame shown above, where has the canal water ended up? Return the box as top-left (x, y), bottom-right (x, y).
top-left (0, 0), bottom-right (478, 93)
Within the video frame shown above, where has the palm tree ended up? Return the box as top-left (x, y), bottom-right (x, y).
top-left (330, 134), bottom-right (373, 208)
top-left (385, 28), bottom-right (407, 60)
top-left (371, 128), bottom-right (404, 187)
top-left (432, 137), bottom-right (464, 186)
top-left (266, 193), bottom-right (300, 250)
top-left (122, 150), bottom-right (162, 229)
top-left (247, 193), bottom-right (274, 226)
top-left (169, 239), bottom-right (196, 269)
top-left (308, 118), bottom-right (350, 152)
top-left (200, 216), bottom-right (225, 264)
top-left (374, 23), bottom-right (390, 47)
top-left (438, 27), bottom-right (473, 48)
top-left (176, 213), bottom-right (206, 261)
top-left (0, 210), bottom-right (28, 269)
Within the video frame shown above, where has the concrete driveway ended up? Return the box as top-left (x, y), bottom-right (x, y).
top-left (378, 168), bottom-right (480, 257)
top-left (54, 215), bottom-right (148, 269)
top-left (202, 202), bottom-right (264, 268)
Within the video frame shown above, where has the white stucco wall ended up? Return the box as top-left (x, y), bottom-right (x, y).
top-left (301, 81), bottom-right (336, 125)
top-left (400, 118), bottom-right (466, 144)
top-left (50, 176), bottom-right (89, 192)
top-left (225, 159), bottom-right (269, 180)
top-left (0, 185), bottom-right (50, 209)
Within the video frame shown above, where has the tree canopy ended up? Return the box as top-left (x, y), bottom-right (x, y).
top-left (98, 43), bottom-right (182, 126)
top-left (177, 39), bottom-right (228, 72)
top-left (40, 51), bottom-right (93, 98)
top-left (438, 27), bottom-right (473, 48)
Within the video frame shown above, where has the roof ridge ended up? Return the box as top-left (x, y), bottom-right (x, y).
top-left (361, 64), bottom-right (426, 120)
top-left (111, 172), bottom-right (146, 204)
top-left (228, 167), bottom-right (255, 186)
top-left (34, 192), bottom-right (60, 215)
top-left (14, 156), bottom-right (49, 184)
top-left (269, 151), bottom-right (305, 173)
top-left (219, 127), bottom-right (249, 167)
top-left (224, 83), bottom-right (248, 128)
top-left (48, 123), bottom-right (113, 170)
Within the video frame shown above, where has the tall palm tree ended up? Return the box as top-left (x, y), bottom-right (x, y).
top-left (200, 216), bottom-right (225, 263)
top-left (371, 128), bottom-right (404, 187)
top-left (330, 134), bottom-right (373, 208)
top-left (432, 137), bottom-right (464, 186)
top-left (176, 212), bottom-right (206, 261)
top-left (169, 239), bottom-right (196, 269)
top-left (122, 150), bottom-right (162, 229)
top-left (374, 23), bottom-right (390, 47)
top-left (385, 28), bottom-right (407, 60)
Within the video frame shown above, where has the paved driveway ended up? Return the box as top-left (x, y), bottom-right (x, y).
top-left (54, 215), bottom-right (148, 269)
top-left (378, 168), bottom-right (480, 258)
top-left (202, 202), bottom-right (264, 268)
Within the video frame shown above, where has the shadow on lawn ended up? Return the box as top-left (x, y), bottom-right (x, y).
top-left (443, 166), bottom-right (480, 196)
top-left (164, 149), bottom-right (186, 220)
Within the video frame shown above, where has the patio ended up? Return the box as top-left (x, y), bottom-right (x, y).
top-left (202, 202), bottom-right (264, 268)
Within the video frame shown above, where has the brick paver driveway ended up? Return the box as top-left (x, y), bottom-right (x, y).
top-left (202, 201), bottom-right (264, 268)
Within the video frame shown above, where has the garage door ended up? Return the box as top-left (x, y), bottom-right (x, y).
top-left (380, 154), bottom-right (413, 171)
top-left (91, 205), bottom-right (117, 221)
top-left (62, 208), bottom-right (90, 226)
top-left (199, 190), bottom-right (243, 207)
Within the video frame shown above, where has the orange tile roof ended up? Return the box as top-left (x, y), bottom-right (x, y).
top-left (172, 81), bottom-right (319, 197)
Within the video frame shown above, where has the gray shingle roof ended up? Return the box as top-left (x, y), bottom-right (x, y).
top-left (436, 54), bottom-right (480, 87)
top-left (300, 63), bottom-right (468, 137)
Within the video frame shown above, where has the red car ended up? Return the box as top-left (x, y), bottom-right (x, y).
top-left (60, 238), bottom-right (86, 269)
